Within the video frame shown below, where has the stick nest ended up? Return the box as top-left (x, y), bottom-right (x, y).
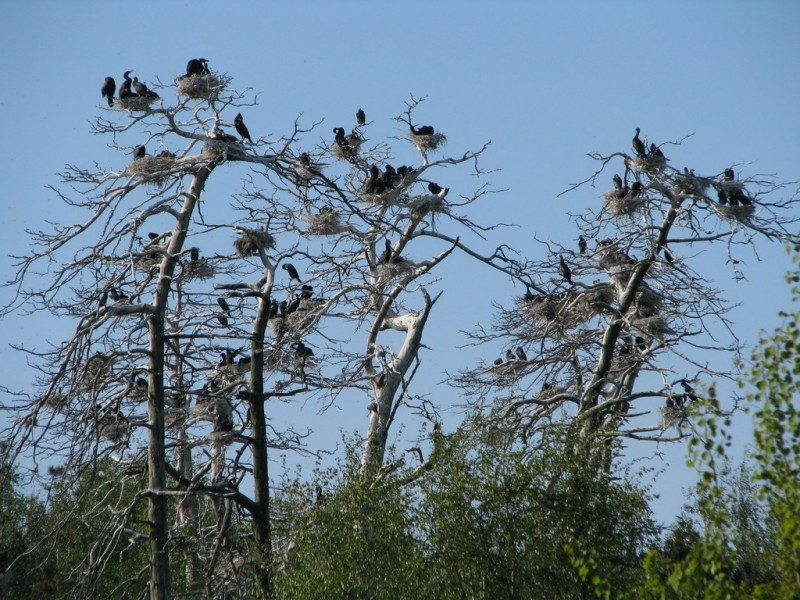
top-left (332, 138), bottom-right (362, 160)
top-left (627, 155), bottom-right (667, 175)
top-left (409, 132), bottom-right (447, 152)
top-left (378, 260), bottom-right (416, 282)
top-left (632, 315), bottom-right (671, 337)
top-left (177, 74), bottom-right (226, 101)
top-left (603, 190), bottom-right (645, 217)
top-left (407, 194), bottom-right (448, 217)
top-left (270, 316), bottom-right (288, 339)
top-left (234, 228), bottom-right (275, 258)
top-left (287, 300), bottom-right (325, 332)
top-left (659, 404), bottom-right (685, 430)
top-left (98, 415), bottom-right (130, 443)
top-left (126, 156), bottom-right (176, 186)
top-left (183, 259), bottom-right (215, 280)
top-left (306, 211), bottom-right (346, 236)
top-left (115, 96), bottom-right (157, 112)
top-left (711, 203), bottom-right (755, 221)
top-left (673, 174), bottom-right (707, 197)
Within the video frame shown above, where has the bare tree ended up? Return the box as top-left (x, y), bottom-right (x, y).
top-left (455, 130), bottom-right (799, 467)
top-left (1, 64), bottom-right (519, 597)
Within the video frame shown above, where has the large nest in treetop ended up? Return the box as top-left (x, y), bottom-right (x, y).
top-left (212, 365), bottom-right (241, 387)
top-left (537, 385), bottom-right (565, 401)
top-left (632, 315), bottom-right (672, 337)
top-left (126, 156), bottom-right (176, 186)
top-left (115, 95), bottom-right (157, 112)
top-left (580, 283), bottom-right (616, 312)
top-left (98, 415), bottom-right (130, 443)
top-left (711, 202), bottom-right (755, 222)
top-left (41, 391), bottom-right (69, 412)
top-left (270, 315), bottom-right (288, 339)
top-left (80, 355), bottom-right (113, 389)
top-left (177, 73), bottom-right (226, 101)
top-left (234, 228), bottom-right (275, 258)
top-left (602, 190), bottom-right (645, 217)
top-left (634, 286), bottom-right (662, 317)
top-left (134, 250), bottom-right (162, 272)
top-left (202, 140), bottom-right (248, 162)
top-left (626, 154), bottom-right (667, 176)
top-left (332, 138), bottom-right (362, 160)
top-left (306, 211), bottom-right (346, 236)
top-left (378, 260), bottom-right (416, 283)
top-left (359, 187), bottom-right (404, 206)
top-left (409, 132), bottom-right (447, 152)
top-left (128, 384), bottom-right (148, 403)
top-left (183, 258), bottom-right (214, 280)
top-left (673, 173), bottom-right (707, 197)
top-left (287, 299), bottom-right (326, 332)
top-left (407, 194), bottom-right (448, 217)
top-left (489, 360), bottom-right (523, 386)
top-left (659, 403), bottom-right (685, 430)
top-left (519, 290), bottom-right (601, 329)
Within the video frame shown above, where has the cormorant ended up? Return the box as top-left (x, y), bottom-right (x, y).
top-left (356, 108), bottom-right (366, 125)
top-left (649, 142), bottom-right (665, 159)
top-left (189, 248), bottom-right (200, 262)
top-left (515, 347), bottom-right (527, 361)
top-left (493, 358), bottom-right (503, 366)
top-left (613, 174), bottom-right (623, 190)
top-left (428, 182), bottom-right (449, 198)
top-left (397, 165), bottom-right (413, 178)
top-left (558, 255), bottom-right (573, 285)
top-left (680, 380), bottom-right (699, 402)
top-left (729, 187), bottom-right (753, 206)
top-left (723, 167), bottom-right (735, 181)
top-left (523, 289), bottom-right (536, 302)
top-left (727, 189), bottom-right (740, 206)
top-left (333, 127), bottom-right (348, 147)
top-left (506, 349), bottom-right (516, 362)
top-left (635, 336), bottom-right (648, 352)
top-left (717, 189), bottom-right (728, 205)
top-left (101, 77), bottom-right (116, 107)
top-left (131, 372), bottom-right (148, 390)
top-left (632, 127), bottom-right (646, 157)
top-left (234, 113), bottom-right (252, 143)
top-left (132, 77), bottom-right (159, 99)
top-left (119, 71), bottom-right (136, 99)
top-left (217, 313), bottom-right (229, 328)
top-left (185, 58), bottom-right (209, 77)
top-left (282, 263), bottom-right (301, 282)
top-left (133, 145), bottom-right (146, 158)
top-left (663, 246), bottom-right (675, 264)
top-left (578, 235), bottom-right (587, 255)
top-left (363, 165), bottom-right (380, 194)
top-left (379, 239), bottom-right (392, 265)
top-left (98, 291), bottom-right (108, 307)
top-left (285, 296), bottom-right (301, 314)
top-left (109, 288), bottom-right (127, 302)
top-left (279, 300), bottom-right (288, 316)
top-left (217, 297), bottom-right (231, 313)
top-left (411, 124), bottom-right (434, 136)
top-left (268, 300), bottom-right (279, 318)
top-left (296, 341), bottom-right (314, 359)
top-left (158, 150), bottom-right (175, 158)
top-left (629, 181), bottom-right (644, 196)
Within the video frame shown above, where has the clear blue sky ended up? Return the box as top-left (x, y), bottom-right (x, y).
top-left (1, 1), bottom-right (799, 525)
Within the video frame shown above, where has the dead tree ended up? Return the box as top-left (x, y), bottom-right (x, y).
top-left (456, 130), bottom-right (799, 467)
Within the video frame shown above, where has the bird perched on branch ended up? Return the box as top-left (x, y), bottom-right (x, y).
top-left (217, 297), bottom-right (231, 314)
top-left (515, 347), bottom-right (528, 361)
top-left (363, 165), bottom-right (381, 194)
top-left (101, 77), bottom-right (115, 107)
top-left (300, 284), bottom-right (314, 300)
top-left (210, 128), bottom-right (238, 142)
top-left (379, 239), bottom-right (392, 265)
top-left (505, 349), bottom-right (516, 362)
top-left (356, 108), bottom-right (366, 125)
top-left (629, 181), bottom-right (644, 197)
top-left (632, 127), bottom-right (646, 157)
top-left (119, 71), bottom-right (136, 99)
top-left (234, 113), bottom-right (252, 143)
top-left (428, 182), bottom-right (449, 198)
top-left (613, 174), bottom-right (623, 190)
top-left (184, 58), bottom-right (209, 77)
top-left (578, 235), bottom-right (587, 255)
top-left (217, 313), bottom-right (229, 328)
top-left (723, 167), bottom-right (735, 181)
top-left (133, 145), bottom-right (146, 159)
top-left (132, 77), bottom-right (159, 99)
top-left (558, 255), bottom-right (573, 285)
top-left (282, 263), bottom-right (301, 282)
top-left (649, 142), bottom-right (665, 159)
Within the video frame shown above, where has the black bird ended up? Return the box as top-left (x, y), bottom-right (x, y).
top-left (663, 246), bottom-right (675, 264)
top-left (428, 182), bottom-right (449, 198)
top-left (285, 296), bottom-right (301, 314)
top-left (558, 255), bottom-right (573, 285)
top-left (282, 263), bottom-right (301, 282)
top-left (727, 189), bottom-right (740, 206)
top-left (298, 152), bottom-right (311, 166)
top-left (356, 108), bottom-right (366, 125)
top-left (279, 300), bottom-right (288, 316)
top-left (632, 127), bottom-right (646, 157)
top-left (217, 297), bottom-right (231, 313)
top-left (515, 347), bottom-right (528, 361)
top-left (506, 349), bottom-right (516, 362)
top-left (147, 232), bottom-right (160, 242)
top-left (613, 174), bottom-right (623, 190)
top-left (189, 248), bottom-right (200, 262)
top-left (333, 127), bottom-right (348, 147)
top-left (132, 77), bottom-right (159, 99)
top-left (411, 124), bottom-right (435, 136)
top-left (381, 166), bottom-right (396, 191)
top-left (523, 289), bottom-right (536, 303)
top-left (717, 189), bottom-right (728, 205)
top-left (234, 113), bottom-right (252, 143)
top-left (723, 167), bottom-right (735, 181)
top-left (493, 358), bottom-right (503, 366)
top-left (635, 336), bottom-right (649, 352)
top-left (729, 187), bottom-right (753, 206)
top-left (158, 150), bottom-right (175, 158)
top-left (363, 165), bottom-right (380, 194)
top-left (296, 341), bottom-right (314, 359)
top-left (98, 291), bottom-right (108, 307)
top-left (379, 239), bottom-right (392, 265)
top-left (109, 288), bottom-right (127, 302)
top-left (649, 142), bottom-right (665, 159)
top-left (268, 300), bottom-right (279, 318)
top-left (185, 58), bottom-right (209, 77)
top-left (629, 181), bottom-right (644, 196)
top-left (101, 77), bottom-right (116, 107)
top-left (680, 380), bottom-right (699, 402)
top-left (217, 314), bottom-right (229, 328)
top-left (119, 71), bottom-right (136, 99)
top-left (133, 145), bottom-right (146, 158)
top-left (578, 235), bottom-right (587, 255)
top-left (300, 284), bottom-right (314, 300)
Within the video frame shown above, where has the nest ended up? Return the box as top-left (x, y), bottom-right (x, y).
top-left (115, 96), bottom-right (157, 112)
top-left (41, 392), bottom-right (69, 412)
top-left (134, 251), bottom-right (162, 272)
top-left (673, 174), bottom-right (706, 197)
top-left (711, 203), bottom-right (755, 221)
top-left (212, 365), bottom-right (241, 387)
top-left (632, 315), bottom-right (671, 337)
top-left (80, 355), bottom-right (113, 389)
top-left (520, 292), bottom-right (594, 328)
top-left (184, 259), bottom-right (215, 280)
top-left (202, 140), bottom-right (248, 162)
top-left (537, 385), bottom-right (565, 401)
top-left (332, 138), bottom-right (362, 160)
top-left (270, 315), bottom-right (288, 338)
top-left (659, 404), bottom-right (685, 430)
top-left (287, 299), bottom-right (325, 332)
top-left (519, 295), bottom-right (559, 322)
top-left (128, 384), bottom-right (148, 403)
top-left (234, 228), bottom-right (275, 258)
top-left (407, 194), bottom-right (447, 216)
top-left (627, 155), bottom-right (667, 175)
top-left (359, 187), bottom-right (404, 206)
top-left (409, 132), bottom-right (447, 152)
top-left (603, 190), bottom-right (645, 217)
top-left (306, 211), bottom-right (346, 236)
top-left (126, 156), bottom-right (175, 186)
top-left (177, 74), bottom-right (226, 101)
top-left (378, 260), bottom-right (416, 282)
top-left (580, 284), bottom-right (617, 313)
top-left (635, 286), bottom-right (662, 317)
top-left (98, 415), bottom-right (130, 443)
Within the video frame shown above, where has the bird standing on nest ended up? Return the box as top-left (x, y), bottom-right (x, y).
top-left (132, 77), bottom-right (159, 99)
top-left (411, 124), bottom-right (434, 136)
top-left (649, 142), bottom-right (665, 159)
top-left (184, 58), bottom-right (209, 77)
top-left (133, 145), bottom-right (146, 159)
top-left (101, 77), bottom-right (115, 107)
top-left (632, 127), bottom-right (646, 157)
top-left (428, 182), bottom-right (449, 198)
top-left (119, 71), bottom-right (136, 99)
top-left (234, 113), bottom-right (252, 143)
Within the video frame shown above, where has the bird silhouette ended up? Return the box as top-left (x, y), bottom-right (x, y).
top-left (119, 71), bottom-right (136, 99)
top-left (234, 113), bottom-right (252, 143)
top-left (632, 127), bottom-right (646, 157)
top-left (282, 263), bottom-right (301, 282)
top-left (101, 77), bottom-right (116, 107)
top-left (515, 347), bottom-right (528, 361)
top-left (558, 255), bottom-right (573, 285)
top-left (217, 297), bottom-right (231, 313)
top-left (578, 235), bottom-right (587, 255)
top-left (356, 108), bottom-right (366, 125)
